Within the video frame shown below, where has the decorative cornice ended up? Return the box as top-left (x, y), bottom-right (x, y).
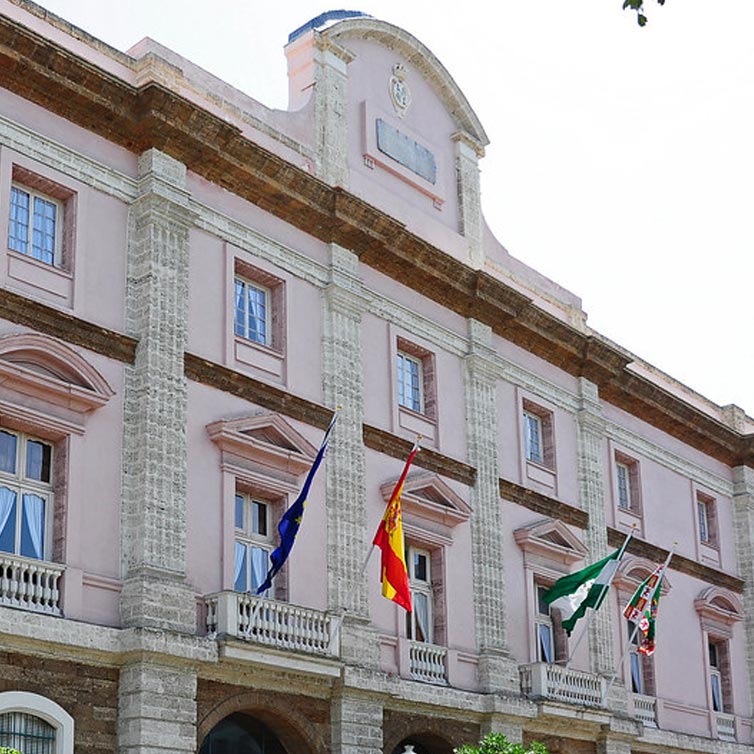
top-left (607, 527), bottom-right (744, 594)
top-left (0, 13), bottom-right (751, 469)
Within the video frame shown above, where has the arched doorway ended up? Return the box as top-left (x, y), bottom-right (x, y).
top-left (199, 712), bottom-right (288, 754)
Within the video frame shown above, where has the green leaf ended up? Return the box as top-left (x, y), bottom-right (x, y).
top-left (638, 13), bottom-right (648, 25)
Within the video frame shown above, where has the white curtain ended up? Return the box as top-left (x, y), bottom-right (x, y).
top-left (250, 546), bottom-right (268, 593)
top-left (414, 592), bottom-right (430, 643)
top-left (234, 541), bottom-right (246, 592)
top-left (22, 493), bottom-right (45, 559)
top-left (538, 623), bottom-right (553, 663)
top-left (0, 486), bottom-right (17, 551)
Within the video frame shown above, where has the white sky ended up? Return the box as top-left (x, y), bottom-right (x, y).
top-left (36, 0), bottom-right (754, 415)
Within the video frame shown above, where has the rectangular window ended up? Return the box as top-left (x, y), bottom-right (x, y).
top-left (697, 493), bottom-right (718, 546)
top-left (524, 412), bottom-right (543, 465)
top-left (8, 184), bottom-right (62, 266)
top-left (234, 493), bottom-right (273, 594)
top-left (406, 546), bottom-right (433, 643)
top-left (522, 400), bottom-right (554, 469)
top-left (0, 429), bottom-right (52, 560)
top-left (395, 338), bottom-right (436, 420)
top-left (614, 452), bottom-right (641, 514)
top-left (234, 277), bottom-right (269, 345)
top-left (709, 640), bottom-right (724, 712)
top-left (536, 584), bottom-right (554, 663)
top-left (397, 351), bottom-right (423, 413)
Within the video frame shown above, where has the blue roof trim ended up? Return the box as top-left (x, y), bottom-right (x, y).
top-left (288, 10), bottom-right (369, 43)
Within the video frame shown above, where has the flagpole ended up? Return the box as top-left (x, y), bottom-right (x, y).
top-left (361, 436), bottom-right (421, 576)
top-left (564, 526), bottom-right (636, 669)
top-left (601, 542), bottom-right (676, 705)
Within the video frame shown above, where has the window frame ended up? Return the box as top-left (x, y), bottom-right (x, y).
top-left (397, 350), bottom-right (424, 414)
top-left (233, 491), bottom-right (277, 597)
top-left (521, 398), bottom-right (555, 471)
top-left (697, 492), bottom-right (718, 547)
top-left (406, 544), bottom-right (434, 644)
top-left (234, 275), bottom-right (271, 347)
top-left (395, 337), bottom-right (436, 420)
top-left (8, 182), bottom-right (64, 267)
top-left (0, 429), bottom-right (54, 561)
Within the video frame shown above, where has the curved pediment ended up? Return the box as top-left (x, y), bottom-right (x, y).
top-left (326, 17), bottom-right (488, 148)
top-left (514, 518), bottom-right (588, 566)
top-left (613, 556), bottom-right (672, 596)
top-left (0, 333), bottom-right (113, 412)
top-left (695, 586), bottom-right (743, 632)
top-left (206, 412), bottom-right (318, 476)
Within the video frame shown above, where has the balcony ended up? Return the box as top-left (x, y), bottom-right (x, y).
top-left (631, 693), bottom-right (657, 727)
top-left (409, 640), bottom-right (448, 685)
top-left (205, 591), bottom-right (339, 657)
top-left (520, 662), bottom-right (604, 707)
top-left (0, 552), bottom-right (64, 616)
top-left (715, 712), bottom-right (736, 742)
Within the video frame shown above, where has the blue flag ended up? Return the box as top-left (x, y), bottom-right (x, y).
top-left (256, 412), bottom-right (337, 594)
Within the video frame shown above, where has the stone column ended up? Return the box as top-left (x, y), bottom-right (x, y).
top-left (118, 662), bottom-right (197, 754)
top-left (120, 149), bottom-right (196, 633)
top-left (575, 377), bottom-right (615, 676)
top-left (453, 132), bottom-right (485, 270)
top-left (733, 464), bottom-right (754, 712)
top-left (322, 244), bottom-right (375, 665)
top-left (331, 690), bottom-right (383, 754)
top-left (464, 320), bottom-right (519, 693)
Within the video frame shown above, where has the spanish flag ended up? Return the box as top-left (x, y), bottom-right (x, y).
top-left (372, 445), bottom-right (418, 612)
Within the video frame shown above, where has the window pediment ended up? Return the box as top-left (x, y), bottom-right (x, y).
top-left (514, 518), bottom-right (588, 566)
top-left (380, 471), bottom-right (471, 529)
top-left (206, 413), bottom-right (317, 476)
top-left (613, 556), bottom-right (672, 595)
top-left (0, 333), bottom-right (113, 413)
top-left (695, 586), bottom-right (743, 633)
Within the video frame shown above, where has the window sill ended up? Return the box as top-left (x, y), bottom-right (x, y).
top-left (6, 248), bottom-right (73, 307)
top-left (234, 336), bottom-right (285, 383)
top-left (525, 459), bottom-right (557, 494)
top-left (398, 405), bottom-right (437, 445)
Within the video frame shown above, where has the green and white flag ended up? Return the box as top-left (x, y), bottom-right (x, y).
top-left (543, 548), bottom-right (623, 636)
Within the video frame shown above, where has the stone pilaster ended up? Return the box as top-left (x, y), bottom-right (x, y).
top-left (120, 149), bottom-right (196, 633)
top-left (454, 132), bottom-right (485, 269)
top-left (331, 690), bottom-right (383, 754)
top-left (312, 34), bottom-right (354, 187)
top-left (575, 377), bottom-right (614, 676)
top-left (464, 320), bottom-right (519, 692)
top-left (479, 716), bottom-right (523, 742)
top-left (597, 735), bottom-right (632, 754)
top-left (732, 465), bottom-right (754, 712)
top-left (118, 662), bottom-right (197, 754)
top-left (322, 244), bottom-right (376, 664)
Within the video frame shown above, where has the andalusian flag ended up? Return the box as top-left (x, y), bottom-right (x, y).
top-left (372, 446), bottom-right (418, 612)
top-left (624, 563), bottom-right (664, 656)
top-left (256, 411), bottom-right (338, 594)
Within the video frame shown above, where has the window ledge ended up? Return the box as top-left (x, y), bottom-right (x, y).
top-left (234, 336), bottom-right (285, 381)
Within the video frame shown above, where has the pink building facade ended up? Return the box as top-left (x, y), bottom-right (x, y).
top-left (0, 3), bottom-right (752, 753)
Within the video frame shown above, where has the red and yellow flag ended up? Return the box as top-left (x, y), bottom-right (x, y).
top-left (372, 446), bottom-right (418, 612)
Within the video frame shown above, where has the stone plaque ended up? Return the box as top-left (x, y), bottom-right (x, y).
top-left (375, 119), bottom-right (437, 185)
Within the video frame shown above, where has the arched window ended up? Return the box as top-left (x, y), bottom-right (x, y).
top-left (199, 712), bottom-right (287, 754)
top-left (0, 692), bottom-right (74, 754)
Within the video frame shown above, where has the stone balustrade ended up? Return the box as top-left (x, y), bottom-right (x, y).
top-left (0, 553), bottom-right (64, 616)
